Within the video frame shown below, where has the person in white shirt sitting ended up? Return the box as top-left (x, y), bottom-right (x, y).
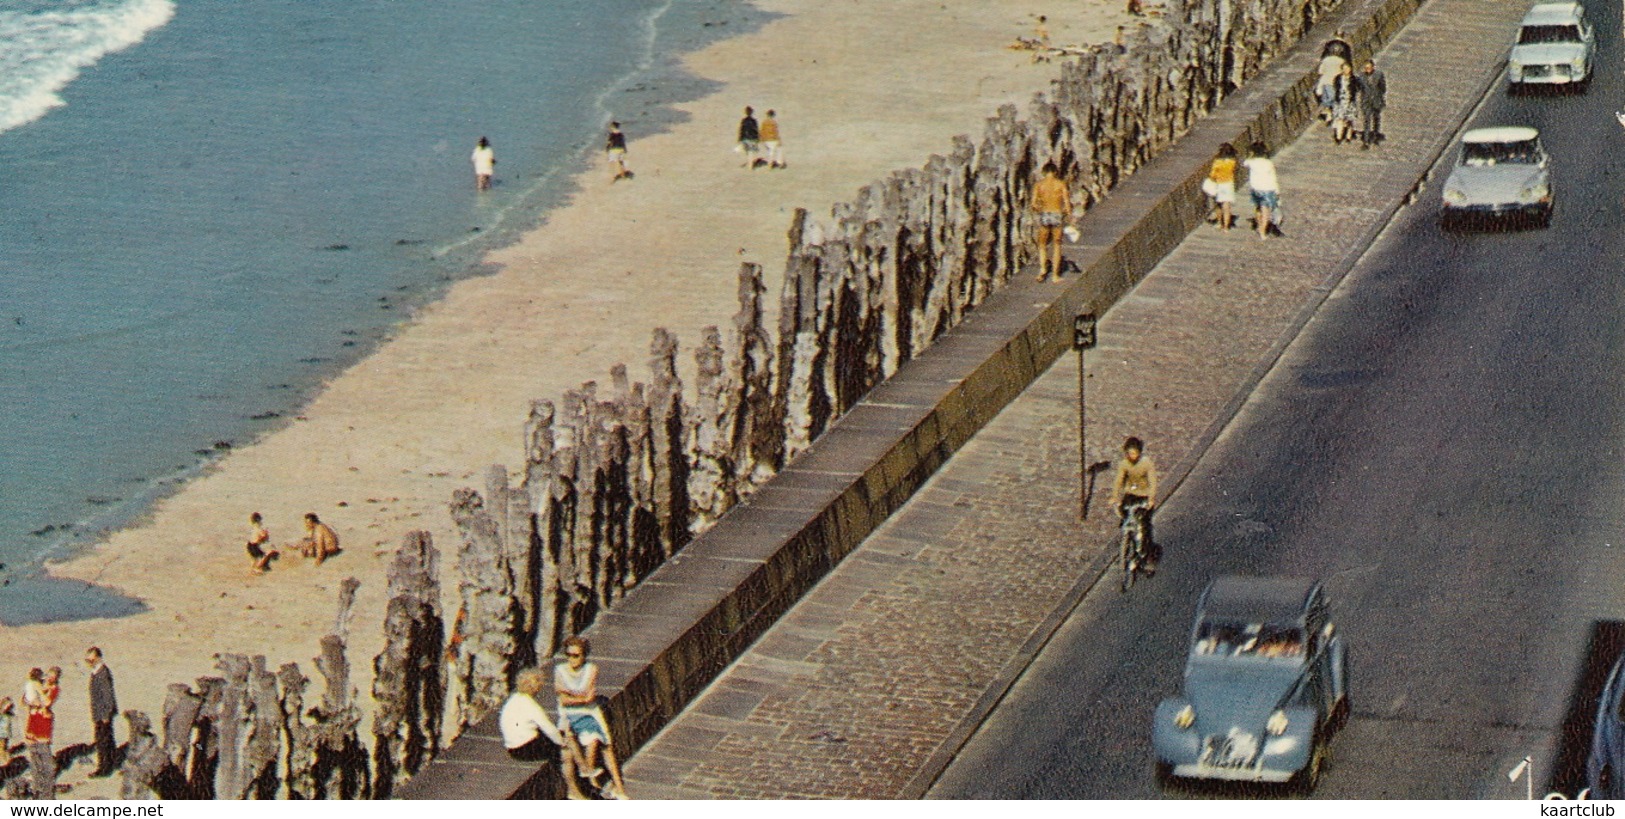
top-left (500, 669), bottom-right (589, 800)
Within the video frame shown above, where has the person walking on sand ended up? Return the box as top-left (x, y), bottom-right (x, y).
top-left (85, 647), bottom-right (117, 777)
top-left (245, 511), bottom-right (277, 573)
top-left (1204, 143), bottom-right (1238, 230)
top-left (737, 106), bottom-right (760, 168)
top-left (1243, 141), bottom-right (1280, 240)
top-left (1030, 162), bottom-right (1072, 282)
top-left (472, 137), bottom-right (495, 191)
top-left (292, 512), bottom-right (340, 565)
top-left (760, 110), bottom-right (785, 169)
top-left (555, 637), bottom-right (630, 799)
top-left (500, 669), bottom-right (589, 800)
top-left (1356, 59), bottom-right (1387, 149)
top-left (605, 122), bottom-right (632, 182)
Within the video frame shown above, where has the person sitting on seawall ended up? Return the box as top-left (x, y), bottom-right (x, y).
top-left (500, 669), bottom-right (589, 800)
top-left (555, 637), bottom-right (631, 800)
top-left (1108, 436), bottom-right (1160, 572)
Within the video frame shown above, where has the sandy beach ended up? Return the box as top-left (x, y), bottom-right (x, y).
top-left (9, 0), bottom-right (1137, 796)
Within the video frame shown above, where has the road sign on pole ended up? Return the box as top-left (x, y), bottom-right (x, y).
top-left (1074, 312), bottom-right (1097, 520)
top-left (1509, 756), bottom-right (1532, 800)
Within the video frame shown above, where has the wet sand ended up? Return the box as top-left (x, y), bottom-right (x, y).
top-left (10, 0), bottom-right (1137, 796)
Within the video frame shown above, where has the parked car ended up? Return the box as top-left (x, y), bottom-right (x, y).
top-left (1153, 576), bottom-right (1350, 792)
top-left (1508, 2), bottom-right (1594, 91)
top-left (1587, 651), bottom-right (1625, 798)
top-left (1440, 126), bottom-right (1553, 229)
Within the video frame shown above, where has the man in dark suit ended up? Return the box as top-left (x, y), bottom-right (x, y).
top-left (84, 647), bottom-right (117, 776)
top-left (1357, 59), bottom-right (1388, 149)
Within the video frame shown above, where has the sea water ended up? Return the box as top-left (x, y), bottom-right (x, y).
top-left (0, 0), bottom-right (771, 623)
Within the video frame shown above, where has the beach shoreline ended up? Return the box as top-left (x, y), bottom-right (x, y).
top-left (10, 0), bottom-right (1137, 797)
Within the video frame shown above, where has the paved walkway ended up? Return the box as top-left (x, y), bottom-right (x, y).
top-left (621, 0), bottom-right (1526, 798)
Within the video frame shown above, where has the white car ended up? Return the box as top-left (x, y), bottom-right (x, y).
top-left (1508, 2), bottom-right (1594, 91)
top-left (1440, 126), bottom-right (1553, 229)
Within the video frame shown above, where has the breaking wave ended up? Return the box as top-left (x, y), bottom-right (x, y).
top-left (0, 0), bottom-right (175, 134)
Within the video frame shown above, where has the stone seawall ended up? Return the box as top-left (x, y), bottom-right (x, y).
top-left (396, 0), bottom-right (1432, 800)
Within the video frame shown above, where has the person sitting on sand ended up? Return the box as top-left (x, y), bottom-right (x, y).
top-left (290, 512), bottom-right (340, 565)
top-left (245, 511), bottom-right (278, 573)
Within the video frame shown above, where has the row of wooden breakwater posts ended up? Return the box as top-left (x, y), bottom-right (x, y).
top-left (11, 0), bottom-right (1353, 798)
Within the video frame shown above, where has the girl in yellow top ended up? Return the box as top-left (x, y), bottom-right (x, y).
top-left (1206, 143), bottom-right (1238, 231)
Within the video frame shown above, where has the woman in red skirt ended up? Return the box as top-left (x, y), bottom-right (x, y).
top-left (24, 667), bottom-right (58, 744)
top-left (22, 667), bottom-right (59, 794)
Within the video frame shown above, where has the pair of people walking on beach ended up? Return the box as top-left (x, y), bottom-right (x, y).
top-left (499, 637), bottom-right (630, 800)
top-left (737, 106), bottom-right (786, 169)
top-left (244, 511), bottom-right (340, 572)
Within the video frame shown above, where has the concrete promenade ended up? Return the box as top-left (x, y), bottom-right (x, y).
top-left (620, 0), bottom-right (1527, 799)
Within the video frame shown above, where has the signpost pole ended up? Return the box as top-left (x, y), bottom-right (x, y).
top-left (1074, 311), bottom-right (1098, 520)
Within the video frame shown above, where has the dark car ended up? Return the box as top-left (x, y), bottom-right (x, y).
top-left (1586, 651), bottom-right (1625, 797)
top-left (1153, 576), bottom-right (1350, 792)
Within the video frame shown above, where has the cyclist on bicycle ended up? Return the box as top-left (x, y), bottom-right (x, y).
top-left (1109, 436), bottom-right (1159, 571)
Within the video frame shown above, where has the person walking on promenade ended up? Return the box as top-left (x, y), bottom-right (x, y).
top-left (1030, 161), bottom-right (1073, 282)
top-left (1356, 59), bottom-right (1387, 149)
top-left (737, 106), bottom-right (760, 168)
top-left (760, 110), bottom-right (785, 169)
top-left (1330, 61), bottom-right (1361, 144)
top-left (1315, 35), bottom-right (1351, 123)
top-left (605, 122), bottom-right (632, 182)
top-left (85, 647), bottom-right (117, 777)
top-left (1204, 143), bottom-right (1238, 230)
top-left (292, 512), bottom-right (340, 565)
top-left (555, 637), bottom-right (630, 799)
top-left (245, 511), bottom-right (277, 573)
top-left (1108, 437), bottom-right (1160, 572)
top-left (499, 669), bottom-right (588, 800)
top-left (23, 667), bottom-right (58, 797)
top-left (472, 136), bottom-right (495, 191)
top-left (1243, 141), bottom-right (1280, 240)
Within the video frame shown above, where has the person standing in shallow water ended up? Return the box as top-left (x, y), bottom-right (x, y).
top-left (472, 136), bottom-right (495, 190)
top-left (1030, 161), bottom-right (1072, 282)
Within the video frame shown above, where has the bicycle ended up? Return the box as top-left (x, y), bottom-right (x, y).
top-left (1118, 499), bottom-right (1152, 592)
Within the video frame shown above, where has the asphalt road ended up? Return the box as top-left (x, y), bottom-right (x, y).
top-left (930, 3), bottom-right (1625, 800)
